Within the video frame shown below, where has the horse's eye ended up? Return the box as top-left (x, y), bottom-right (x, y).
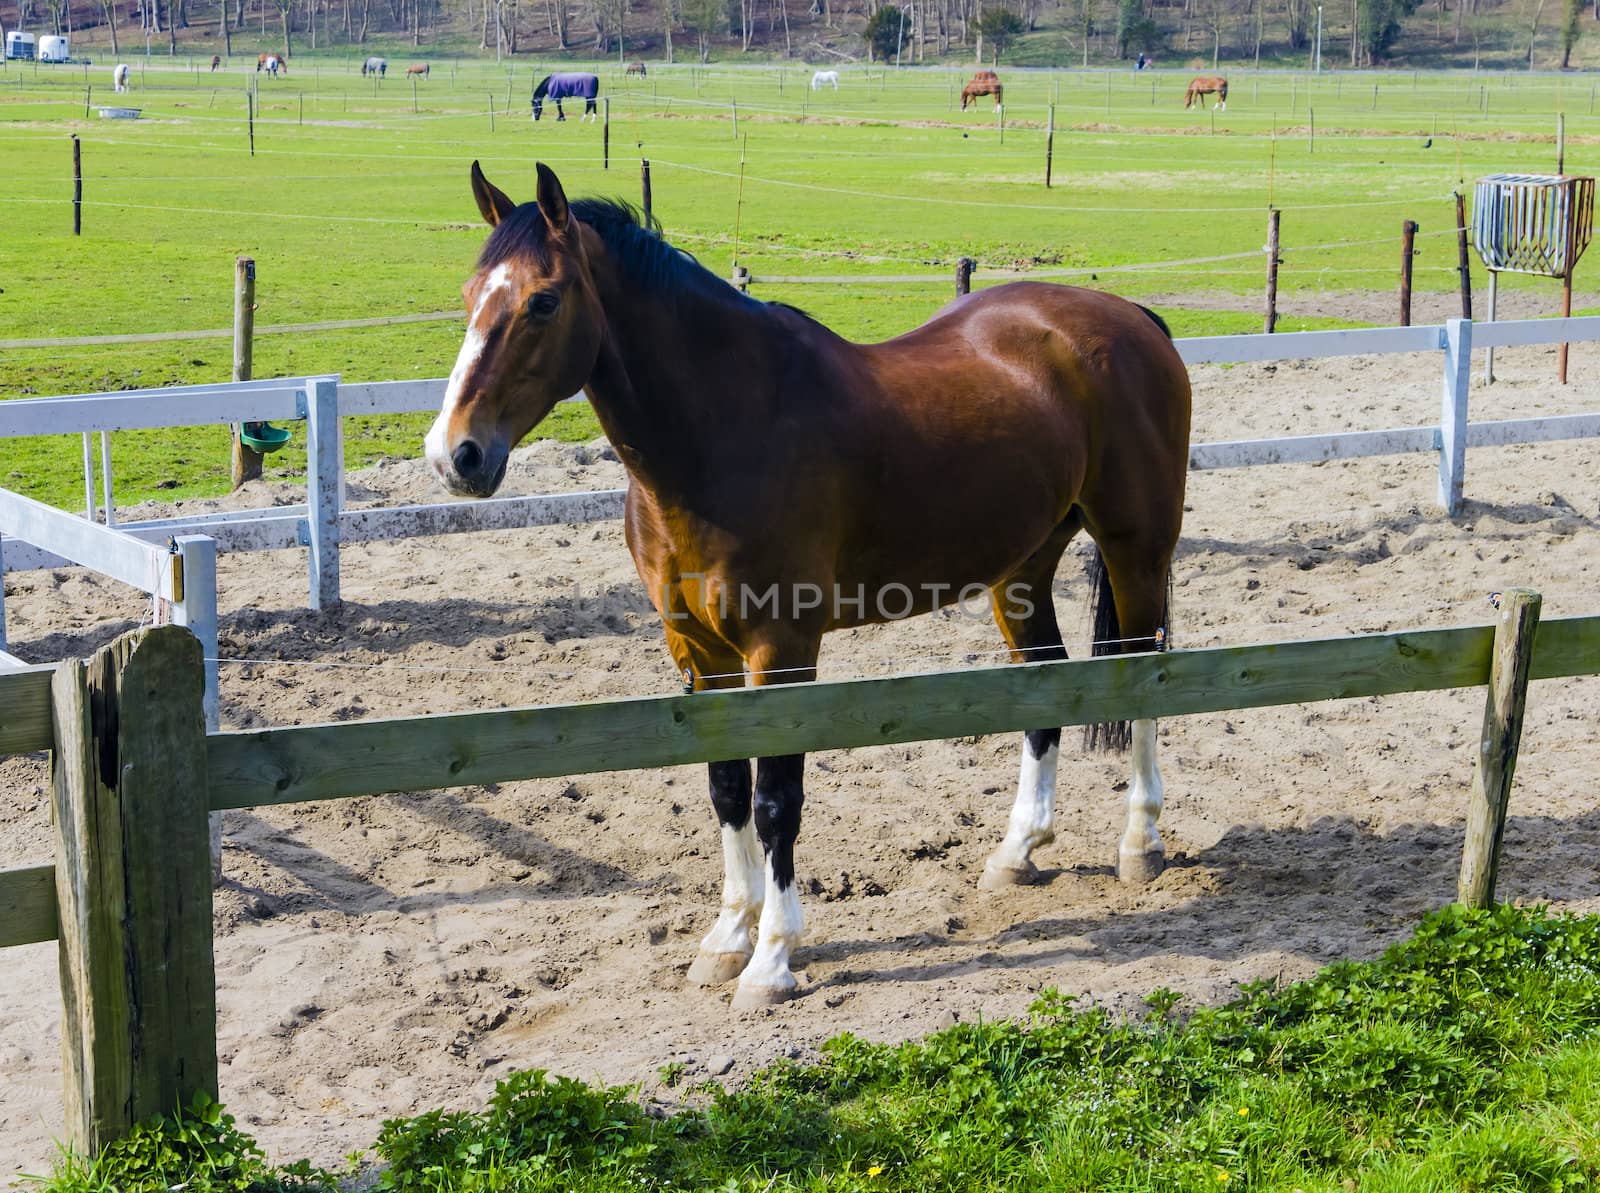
top-left (526, 291), bottom-right (561, 321)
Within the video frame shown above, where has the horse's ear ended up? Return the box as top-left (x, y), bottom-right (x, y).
top-left (470, 160), bottom-right (516, 228)
top-left (535, 162), bottom-right (570, 233)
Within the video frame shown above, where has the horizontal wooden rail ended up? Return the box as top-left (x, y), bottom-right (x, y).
top-left (0, 664), bottom-right (54, 755)
top-left (0, 864), bottom-right (59, 948)
top-left (205, 622), bottom-right (1498, 811)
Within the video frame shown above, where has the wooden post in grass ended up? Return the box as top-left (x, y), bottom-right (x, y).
top-left (641, 158), bottom-right (652, 223)
top-left (1454, 191), bottom-right (1473, 319)
top-left (231, 258), bottom-right (263, 487)
top-left (51, 626), bottom-right (218, 1154)
top-left (956, 257), bottom-right (974, 296)
top-left (1264, 208), bottom-right (1281, 333)
top-left (1045, 104), bottom-right (1055, 188)
top-left (246, 90), bottom-right (254, 156)
top-left (411, 76), bottom-right (417, 113)
top-left (1400, 219), bottom-right (1417, 326)
top-left (604, 97), bottom-right (610, 168)
top-left (83, 83), bottom-right (89, 117)
top-left (71, 135), bottom-right (81, 235)
top-left (1458, 588), bottom-right (1542, 908)
top-left (488, 93), bottom-right (495, 132)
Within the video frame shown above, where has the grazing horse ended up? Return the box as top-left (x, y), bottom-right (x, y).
top-left (810, 69), bottom-right (839, 90)
top-left (362, 56), bottom-right (387, 77)
top-left (112, 63), bottom-right (130, 93)
top-left (625, 60), bottom-right (647, 76)
top-left (960, 70), bottom-right (1003, 110)
top-left (258, 53), bottom-right (284, 76)
top-left (532, 72), bottom-right (600, 122)
top-left (426, 162), bottom-right (1192, 1009)
top-left (407, 62), bottom-right (430, 79)
top-left (1184, 75), bottom-right (1227, 110)
top-left (210, 54), bottom-right (221, 71)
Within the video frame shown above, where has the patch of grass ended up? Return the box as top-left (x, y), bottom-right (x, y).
top-left (32, 904), bottom-right (1600, 1192)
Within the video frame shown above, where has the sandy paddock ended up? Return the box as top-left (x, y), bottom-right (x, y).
top-left (2, 342), bottom-right (1598, 1175)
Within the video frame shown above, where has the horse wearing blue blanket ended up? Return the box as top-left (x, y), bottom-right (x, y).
top-left (532, 73), bottom-right (600, 122)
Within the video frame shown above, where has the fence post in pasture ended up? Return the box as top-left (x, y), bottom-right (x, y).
top-left (304, 377), bottom-right (342, 611)
top-left (411, 76), bottom-right (418, 113)
top-left (166, 535), bottom-right (222, 877)
top-left (1264, 208), bottom-right (1281, 333)
top-left (83, 83), bottom-right (90, 117)
top-left (1371, 83), bottom-right (1377, 110)
top-left (1399, 219), bottom-right (1417, 326)
top-left (1308, 106), bottom-right (1314, 153)
top-left (49, 625), bottom-right (218, 1155)
top-left (1458, 588), bottom-right (1542, 908)
top-left (604, 97), bottom-right (611, 168)
top-left (246, 89), bottom-right (254, 156)
top-left (71, 134), bottom-right (81, 235)
top-left (956, 256), bottom-right (974, 296)
top-left (1045, 104), bottom-right (1055, 188)
top-left (1437, 317), bottom-right (1472, 514)
top-left (1454, 191), bottom-right (1473, 319)
top-left (489, 93), bottom-right (495, 132)
top-left (641, 158), bottom-right (653, 223)
top-left (1556, 112), bottom-right (1565, 174)
top-left (231, 257), bottom-right (263, 487)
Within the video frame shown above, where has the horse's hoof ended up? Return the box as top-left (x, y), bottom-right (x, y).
top-left (979, 856), bottom-right (1039, 889)
top-left (1117, 848), bottom-right (1165, 885)
top-left (731, 980), bottom-right (799, 1010)
top-left (687, 950), bottom-right (750, 986)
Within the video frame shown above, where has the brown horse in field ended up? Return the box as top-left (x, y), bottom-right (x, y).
top-left (407, 62), bottom-right (430, 78)
top-left (960, 70), bottom-right (1003, 110)
top-left (626, 60), bottom-right (647, 76)
top-left (426, 162), bottom-right (1192, 1009)
top-left (257, 52), bottom-right (285, 75)
top-left (1184, 74), bottom-right (1227, 109)
top-left (210, 54), bottom-right (221, 71)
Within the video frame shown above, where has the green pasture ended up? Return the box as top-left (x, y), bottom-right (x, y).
top-left (1, 58), bottom-right (1595, 509)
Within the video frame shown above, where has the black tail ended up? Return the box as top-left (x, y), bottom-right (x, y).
top-left (1135, 304), bottom-right (1173, 339)
top-left (1082, 548), bottom-right (1172, 753)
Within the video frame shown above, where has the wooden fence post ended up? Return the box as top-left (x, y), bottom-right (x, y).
top-left (956, 257), bottom-right (974, 296)
top-left (1044, 104), bottom-right (1055, 188)
top-left (1438, 317), bottom-right (1472, 514)
top-left (231, 258), bottom-right (263, 487)
top-left (50, 625), bottom-right (217, 1155)
top-left (1400, 219), bottom-right (1417, 326)
top-left (641, 157), bottom-right (652, 223)
top-left (1264, 208), bottom-right (1281, 333)
top-left (604, 97), bottom-right (611, 168)
top-left (71, 134), bottom-right (81, 235)
top-left (1458, 588), bottom-right (1542, 908)
top-left (1454, 191), bottom-right (1473, 320)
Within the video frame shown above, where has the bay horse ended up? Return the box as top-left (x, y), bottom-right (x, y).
top-left (1184, 75), bottom-right (1227, 109)
top-left (532, 72), bottom-right (600, 121)
top-left (960, 70), bottom-right (1002, 110)
top-left (426, 163), bottom-right (1192, 1009)
top-left (626, 60), bottom-right (647, 76)
top-left (210, 54), bottom-right (221, 71)
top-left (407, 62), bottom-right (430, 79)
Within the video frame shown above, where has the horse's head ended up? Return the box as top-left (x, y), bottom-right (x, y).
top-left (425, 162), bottom-right (605, 498)
top-left (530, 76), bottom-right (549, 120)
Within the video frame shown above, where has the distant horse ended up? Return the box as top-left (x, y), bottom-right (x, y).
top-left (112, 63), bottom-right (130, 93)
top-left (531, 72), bottom-right (599, 121)
top-left (427, 161), bottom-right (1192, 1008)
top-left (810, 69), bottom-right (839, 90)
top-left (626, 60), bottom-right (647, 76)
top-left (407, 62), bottom-right (430, 79)
top-left (258, 53), bottom-right (284, 76)
top-left (960, 70), bottom-right (1002, 110)
top-left (1184, 75), bottom-right (1227, 110)
top-left (362, 56), bottom-right (387, 77)
top-left (210, 54), bottom-right (221, 71)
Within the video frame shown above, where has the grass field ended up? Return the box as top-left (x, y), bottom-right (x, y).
top-left (2, 56), bottom-right (1595, 508)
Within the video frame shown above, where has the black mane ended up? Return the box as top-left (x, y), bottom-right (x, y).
top-left (478, 196), bottom-right (753, 304)
top-left (531, 75), bottom-right (551, 99)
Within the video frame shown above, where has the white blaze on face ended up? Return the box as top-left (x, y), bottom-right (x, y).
top-left (425, 263), bottom-right (516, 479)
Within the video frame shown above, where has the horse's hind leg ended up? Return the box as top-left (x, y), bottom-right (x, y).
top-left (981, 514), bottom-right (1081, 889)
top-left (1092, 530), bottom-right (1178, 884)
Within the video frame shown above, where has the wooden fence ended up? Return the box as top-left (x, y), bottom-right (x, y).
top-left (1, 598), bottom-right (1597, 1153)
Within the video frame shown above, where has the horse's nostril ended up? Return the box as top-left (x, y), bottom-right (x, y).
top-left (452, 441), bottom-right (483, 477)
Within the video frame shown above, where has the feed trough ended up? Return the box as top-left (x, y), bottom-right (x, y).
top-left (97, 106), bottom-right (141, 119)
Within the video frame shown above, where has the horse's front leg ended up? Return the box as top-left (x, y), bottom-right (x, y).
top-left (686, 758), bottom-right (765, 986)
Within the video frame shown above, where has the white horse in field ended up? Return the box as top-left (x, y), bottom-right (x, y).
top-left (112, 63), bottom-right (130, 93)
top-left (811, 70), bottom-right (839, 90)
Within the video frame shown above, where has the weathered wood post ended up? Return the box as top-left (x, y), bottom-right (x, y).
top-left (956, 257), bottom-right (974, 296)
top-left (1264, 208), bottom-right (1281, 333)
top-left (1454, 191), bottom-right (1473, 319)
top-left (603, 97), bottom-right (611, 168)
top-left (1044, 104), bottom-right (1054, 188)
top-left (71, 134), bottom-right (81, 235)
top-left (1400, 219), bottom-right (1417, 326)
top-left (50, 625), bottom-right (218, 1154)
top-left (1458, 588), bottom-right (1542, 908)
top-left (231, 258), bottom-right (263, 487)
top-left (640, 158), bottom-right (652, 223)
top-left (246, 89), bottom-right (254, 156)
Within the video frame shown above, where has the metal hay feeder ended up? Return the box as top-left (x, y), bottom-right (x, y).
top-left (1471, 173), bottom-right (1595, 383)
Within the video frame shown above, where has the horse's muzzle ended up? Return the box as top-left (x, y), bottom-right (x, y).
top-left (430, 436), bottom-right (509, 498)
